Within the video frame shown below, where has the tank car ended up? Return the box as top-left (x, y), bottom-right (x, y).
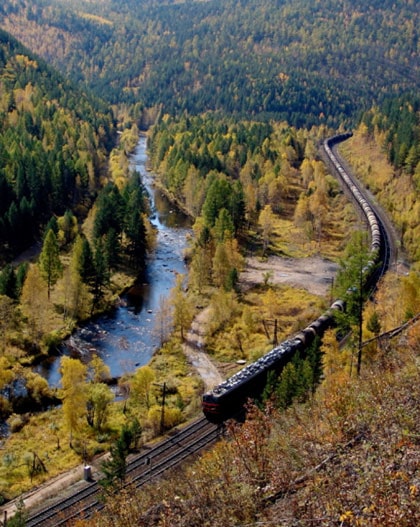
top-left (202, 133), bottom-right (384, 423)
top-left (202, 340), bottom-right (301, 423)
top-left (202, 299), bottom-right (345, 423)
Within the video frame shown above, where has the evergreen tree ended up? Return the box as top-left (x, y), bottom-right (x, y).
top-left (124, 211), bottom-right (146, 272)
top-left (45, 215), bottom-right (59, 236)
top-left (79, 236), bottom-right (96, 286)
top-left (0, 264), bottom-right (17, 299)
top-left (100, 425), bottom-right (133, 491)
top-left (15, 262), bottom-right (28, 299)
top-left (202, 177), bottom-right (232, 228)
top-left (7, 497), bottom-right (27, 527)
top-left (60, 209), bottom-right (76, 245)
top-left (334, 231), bottom-right (373, 375)
top-left (39, 228), bottom-right (62, 300)
top-left (275, 362), bottom-right (299, 409)
top-left (213, 208), bottom-right (234, 242)
top-left (91, 240), bottom-right (110, 313)
top-left (104, 228), bottom-right (120, 271)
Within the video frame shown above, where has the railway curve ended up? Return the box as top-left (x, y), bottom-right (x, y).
top-left (322, 134), bottom-right (398, 280)
top-left (202, 133), bottom-right (398, 423)
top-left (6, 133), bottom-right (399, 526)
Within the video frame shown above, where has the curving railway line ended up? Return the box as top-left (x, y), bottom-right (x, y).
top-left (9, 133), bottom-right (397, 526)
top-left (202, 133), bottom-right (398, 422)
top-left (322, 134), bottom-right (397, 281)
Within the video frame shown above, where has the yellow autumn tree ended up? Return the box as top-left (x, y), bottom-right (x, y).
top-left (258, 204), bottom-right (276, 256)
top-left (130, 365), bottom-right (156, 410)
top-left (20, 264), bottom-right (51, 343)
top-left (60, 356), bottom-right (88, 446)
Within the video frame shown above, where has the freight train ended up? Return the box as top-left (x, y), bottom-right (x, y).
top-left (202, 133), bottom-right (387, 423)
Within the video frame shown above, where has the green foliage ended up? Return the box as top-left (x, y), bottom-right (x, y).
top-left (7, 497), bottom-right (27, 526)
top-left (0, 29), bottom-right (114, 262)
top-left (334, 231), bottom-right (373, 328)
top-left (362, 96), bottom-right (420, 176)
top-left (100, 425), bottom-right (133, 491)
top-left (0, 264), bottom-right (17, 298)
top-left (86, 383), bottom-right (113, 431)
top-left (366, 310), bottom-right (381, 336)
top-left (39, 229), bottom-right (62, 299)
top-left (356, 97), bottom-right (420, 262)
top-left (92, 176), bottom-right (148, 275)
top-left (263, 338), bottom-right (323, 409)
top-left (2, 1), bottom-right (418, 128)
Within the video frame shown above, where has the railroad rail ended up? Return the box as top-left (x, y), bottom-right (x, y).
top-left (24, 418), bottom-right (221, 527)
top-left (202, 132), bottom-right (398, 422)
top-left (7, 133), bottom-right (400, 525)
top-left (323, 135), bottom-right (397, 284)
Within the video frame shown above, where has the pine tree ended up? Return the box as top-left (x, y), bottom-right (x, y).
top-left (100, 426), bottom-right (133, 492)
top-left (334, 231), bottom-right (372, 375)
top-left (91, 240), bottom-right (110, 312)
top-left (39, 229), bottom-right (62, 300)
top-left (0, 264), bottom-right (17, 299)
top-left (15, 262), bottom-right (28, 299)
top-left (79, 236), bottom-right (96, 286)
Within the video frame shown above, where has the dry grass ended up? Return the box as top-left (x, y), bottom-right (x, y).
top-left (76, 323), bottom-right (420, 527)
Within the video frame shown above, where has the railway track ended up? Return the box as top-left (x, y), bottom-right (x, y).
top-left (322, 137), bottom-right (397, 280)
top-left (12, 134), bottom-right (400, 526)
top-left (25, 418), bottom-right (221, 527)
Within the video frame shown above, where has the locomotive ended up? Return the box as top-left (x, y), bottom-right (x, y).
top-left (202, 133), bottom-right (385, 423)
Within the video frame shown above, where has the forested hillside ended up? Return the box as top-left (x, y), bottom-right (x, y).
top-left (1, 0), bottom-right (419, 127)
top-left (0, 1), bottom-right (418, 522)
top-left (345, 95), bottom-right (420, 262)
top-left (0, 29), bottom-right (114, 261)
top-left (0, 29), bottom-right (150, 445)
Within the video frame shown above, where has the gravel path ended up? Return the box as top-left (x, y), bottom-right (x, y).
top-left (182, 307), bottom-right (224, 390)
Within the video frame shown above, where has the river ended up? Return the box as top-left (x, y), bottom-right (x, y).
top-left (36, 136), bottom-right (192, 386)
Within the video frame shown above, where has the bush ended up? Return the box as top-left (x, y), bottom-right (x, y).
top-left (7, 414), bottom-right (29, 434)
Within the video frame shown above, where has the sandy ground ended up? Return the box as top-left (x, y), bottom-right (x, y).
top-left (0, 254), bottom-right (338, 520)
top-left (240, 255), bottom-right (338, 297)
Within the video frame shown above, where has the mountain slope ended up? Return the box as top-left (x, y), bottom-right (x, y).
top-left (1, 0), bottom-right (419, 127)
top-left (0, 29), bottom-right (114, 260)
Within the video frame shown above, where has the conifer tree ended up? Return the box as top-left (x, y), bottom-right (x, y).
top-left (100, 425), bottom-right (133, 492)
top-left (39, 228), bottom-right (62, 300)
top-left (0, 264), bottom-right (17, 299)
top-left (334, 231), bottom-right (372, 375)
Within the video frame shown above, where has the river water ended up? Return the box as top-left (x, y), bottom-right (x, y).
top-left (37, 136), bottom-right (191, 386)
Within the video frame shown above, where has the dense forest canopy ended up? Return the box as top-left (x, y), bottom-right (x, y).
top-left (1, 0), bottom-right (418, 127)
top-left (0, 29), bottom-right (114, 261)
top-left (0, 2), bottom-right (418, 521)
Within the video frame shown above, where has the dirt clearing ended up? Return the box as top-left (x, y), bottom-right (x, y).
top-left (240, 255), bottom-right (338, 297)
